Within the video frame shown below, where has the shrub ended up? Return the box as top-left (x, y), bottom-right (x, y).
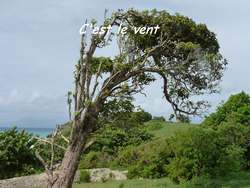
top-left (122, 124), bottom-right (248, 183)
top-left (117, 139), bottom-right (171, 179)
top-left (226, 106), bottom-right (250, 126)
top-left (79, 170), bottom-right (90, 183)
top-left (217, 123), bottom-right (249, 147)
top-left (0, 128), bottom-right (42, 179)
top-left (165, 125), bottom-right (248, 182)
top-left (90, 126), bottom-right (153, 155)
top-left (79, 151), bottom-right (113, 169)
top-left (215, 144), bottom-right (244, 175)
top-left (78, 109), bottom-right (153, 169)
top-left (217, 122), bottom-right (250, 168)
top-left (165, 127), bottom-right (219, 182)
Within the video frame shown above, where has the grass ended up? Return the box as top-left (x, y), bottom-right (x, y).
top-left (74, 171), bottom-right (250, 188)
top-left (73, 178), bottom-right (178, 188)
top-left (185, 171), bottom-right (250, 188)
top-left (145, 120), bottom-right (196, 139)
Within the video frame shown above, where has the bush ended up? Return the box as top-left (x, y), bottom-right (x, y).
top-left (79, 125), bottom-right (153, 169)
top-left (121, 124), bottom-right (248, 183)
top-left (226, 106), bottom-right (250, 126)
top-left (79, 151), bottom-right (113, 169)
top-left (165, 127), bottom-right (219, 182)
top-left (79, 170), bottom-right (90, 183)
top-left (0, 128), bottom-right (42, 179)
top-left (203, 92), bottom-right (250, 128)
top-left (215, 145), bottom-right (244, 175)
top-left (90, 126), bottom-right (153, 154)
top-left (116, 139), bottom-right (171, 179)
top-left (165, 125), bottom-right (248, 183)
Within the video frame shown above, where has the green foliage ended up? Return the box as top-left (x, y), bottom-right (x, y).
top-left (203, 92), bottom-right (250, 128)
top-left (227, 106), bottom-right (250, 126)
top-left (165, 127), bottom-right (219, 182)
top-left (79, 151), bottom-right (113, 169)
top-left (100, 97), bottom-right (135, 124)
top-left (215, 145), bottom-right (244, 175)
top-left (165, 125), bottom-right (248, 182)
top-left (115, 139), bottom-right (170, 179)
top-left (91, 126), bottom-right (153, 155)
top-left (202, 92), bottom-right (250, 167)
top-left (133, 93), bottom-right (250, 183)
top-left (126, 9), bottom-right (219, 54)
top-left (79, 170), bottom-right (91, 183)
top-left (118, 122), bottom-right (249, 183)
top-left (131, 110), bottom-right (152, 124)
top-left (79, 124), bottom-right (153, 169)
top-left (0, 128), bottom-right (42, 179)
top-left (117, 9), bottom-right (227, 117)
top-left (90, 57), bottom-right (113, 74)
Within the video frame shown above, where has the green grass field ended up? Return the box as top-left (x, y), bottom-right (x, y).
top-left (73, 178), bottom-right (176, 188)
top-left (145, 120), bottom-right (196, 139)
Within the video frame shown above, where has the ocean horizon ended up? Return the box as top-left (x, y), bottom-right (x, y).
top-left (0, 127), bottom-right (54, 137)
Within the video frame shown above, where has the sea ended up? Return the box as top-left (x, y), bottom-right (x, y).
top-left (0, 127), bottom-right (54, 137)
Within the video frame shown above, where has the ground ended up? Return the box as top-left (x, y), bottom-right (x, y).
top-left (74, 171), bottom-right (250, 188)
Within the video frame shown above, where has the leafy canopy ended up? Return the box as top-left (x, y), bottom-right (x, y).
top-left (83, 9), bottom-right (227, 120)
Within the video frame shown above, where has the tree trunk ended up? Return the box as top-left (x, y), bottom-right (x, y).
top-left (52, 109), bottom-right (97, 188)
top-left (52, 128), bottom-right (86, 188)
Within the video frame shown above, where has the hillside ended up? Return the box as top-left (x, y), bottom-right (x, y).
top-left (145, 120), bottom-right (196, 139)
top-left (74, 120), bottom-right (250, 188)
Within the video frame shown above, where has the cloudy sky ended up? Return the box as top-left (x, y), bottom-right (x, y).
top-left (0, 0), bottom-right (249, 128)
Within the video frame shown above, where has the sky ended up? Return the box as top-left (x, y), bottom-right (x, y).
top-left (0, 0), bottom-right (250, 128)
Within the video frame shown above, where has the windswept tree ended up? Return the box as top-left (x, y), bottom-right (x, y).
top-left (51, 9), bottom-right (226, 188)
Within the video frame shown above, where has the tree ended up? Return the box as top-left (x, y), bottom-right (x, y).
top-left (51, 9), bottom-right (226, 188)
top-left (203, 92), bottom-right (250, 128)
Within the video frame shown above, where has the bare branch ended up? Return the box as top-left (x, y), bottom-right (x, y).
top-left (33, 136), bottom-right (67, 151)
